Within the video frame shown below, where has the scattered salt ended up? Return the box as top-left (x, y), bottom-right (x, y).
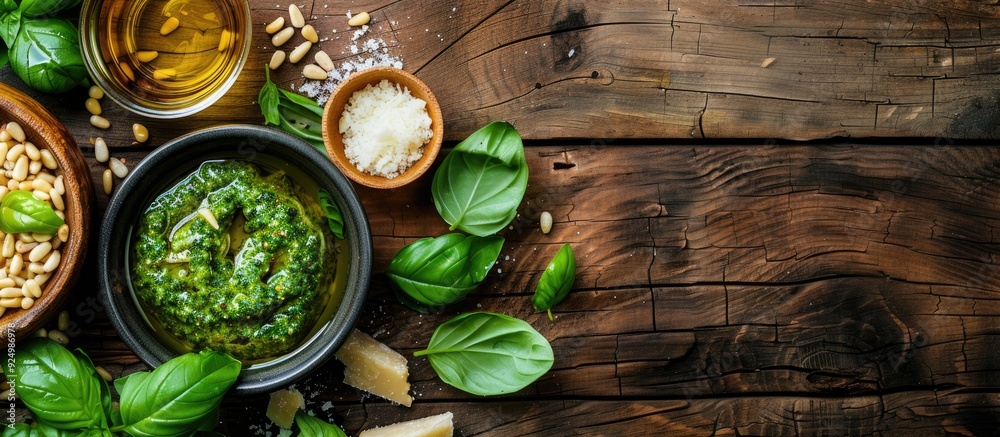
top-left (568, 48), bottom-right (576, 57)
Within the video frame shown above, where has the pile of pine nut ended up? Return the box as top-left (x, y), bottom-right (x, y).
top-left (0, 121), bottom-right (70, 316)
top-left (266, 4), bottom-right (371, 79)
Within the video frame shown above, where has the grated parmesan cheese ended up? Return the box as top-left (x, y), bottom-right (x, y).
top-left (339, 80), bottom-right (432, 179)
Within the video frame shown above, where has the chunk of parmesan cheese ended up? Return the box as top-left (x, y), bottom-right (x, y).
top-left (358, 412), bottom-right (454, 437)
top-left (266, 388), bottom-right (305, 429)
top-left (334, 329), bottom-right (413, 407)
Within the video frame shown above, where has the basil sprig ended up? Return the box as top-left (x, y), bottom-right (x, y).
top-left (5, 339), bottom-right (240, 436)
top-left (259, 66), bottom-right (326, 152)
top-left (531, 243), bottom-right (576, 320)
top-left (0, 0), bottom-right (88, 94)
top-left (431, 122), bottom-right (528, 237)
top-left (414, 312), bottom-right (554, 396)
top-left (386, 233), bottom-right (504, 312)
top-left (0, 190), bottom-right (64, 234)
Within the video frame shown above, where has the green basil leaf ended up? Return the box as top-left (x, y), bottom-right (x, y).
top-left (277, 100), bottom-right (324, 150)
top-left (0, 43), bottom-right (8, 69)
top-left (295, 411), bottom-right (347, 437)
top-left (531, 243), bottom-right (576, 320)
top-left (73, 350), bottom-right (113, 427)
top-left (386, 233), bottom-right (504, 312)
top-left (9, 18), bottom-right (87, 93)
top-left (114, 350), bottom-right (240, 437)
top-left (279, 89), bottom-right (323, 117)
top-left (317, 190), bottom-right (344, 239)
top-left (414, 312), bottom-right (553, 396)
top-left (19, 0), bottom-right (81, 18)
top-left (1, 423), bottom-right (33, 437)
top-left (432, 122), bottom-right (528, 236)
top-left (258, 66), bottom-right (281, 126)
top-left (0, 190), bottom-right (64, 234)
top-left (9, 338), bottom-right (105, 430)
top-left (0, 0), bottom-right (19, 47)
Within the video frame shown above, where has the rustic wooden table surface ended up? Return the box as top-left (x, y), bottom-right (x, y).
top-left (4, 0), bottom-right (1000, 435)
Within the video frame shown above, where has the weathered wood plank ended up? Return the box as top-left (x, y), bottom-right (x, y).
top-left (4, 0), bottom-right (1000, 146)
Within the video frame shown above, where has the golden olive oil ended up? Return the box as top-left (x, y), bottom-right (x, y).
top-left (94, 0), bottom-right (248, 106)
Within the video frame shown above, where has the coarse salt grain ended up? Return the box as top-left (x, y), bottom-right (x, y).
top-left (339, 80), bottom-right (432, 179)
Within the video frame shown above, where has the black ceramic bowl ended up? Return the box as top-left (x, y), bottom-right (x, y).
top-left (98, 125), bottom-right (371, 395)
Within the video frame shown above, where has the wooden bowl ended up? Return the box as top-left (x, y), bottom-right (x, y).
top-left (0, 83), bottom-right (93, 339)
top-left (321, 67), bottom-right (444, 189)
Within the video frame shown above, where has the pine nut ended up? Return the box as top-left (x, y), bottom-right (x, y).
top-left (348, 11), bottom-right (371, 27)
top-left (303, 64), bottom-right (327, 80)
top-left (85, 98), bottom-right (102, 115)
top-left (0, 131), bottom-right (7, 142)
top-left (198, 208), bottom-right (219, 230)
top-left (30, 233), bottom-right (51, 243)
top-left (20, 297), bottom-right (33, 310)
top-left (90, 115), bottom-right (111, 129)
top-left (289, 41), bottom-right (311, 64)
top-left (301, 24), bottom-right (318, 43)
top-left (50, 189), bottom-right (63, 211)
top-left (119, 62), bottom-right (135, 81)
top-left (102, 169), bottom-right (113, 195)
top-left (34, 273), bottom-right (49, 287)
top-left (17, 233), bottom-right (33, 244)
top-left (0, 297), bottom-right (19, 308)
top-left (160, 16), bottom-right (180, 35)
top-left (11, 276), bottom-right (24, 287)
top-left (0, 288), bottom-right (21, 298)
top-left (269, 50), bottom-right (286, 70)
top-left (12, 156), bottom-right (28, 181)
top-left (26, 280), bottom-right (41, 299)
top-left (88, 85), bottom-right (104, 99)
top-left (15, 241), bottom-right (36, 254)
top-left (271, 27), bottom-right (294, 47)
top-left (28, 242), bottom-right (51, 263)
top-left (265, 16), bottom-right (284, 34)
top-left (42, 251), bottom-right (59, 272)
top-left (57, 225), bottom-right (68, 243)
top-left (0, 279), bottom-right (14, 289)
top-left (315, 50), bottom-right (335, 72)
top-left (23, 142), bottom-right (39, 161)
top-left (218, 30), bottom-right (232, 52)
top-left (2, 234), bottom-right (13, 259)
top-left (39, 150), bottom-right (56, 170)
top-left (95, 138), bottom-right (109, 163)
top-left (96, 366), bottom-right (113, 382)
top-left (540, 211), bottom-right (553, 234)
top-left (27, 263), bottom-right (44, 275)
top-left (47, 329), bottom-right (68, 346)
top-left (153, 69), bottom-right (177, 80)
top-left (136, 50), bottom-right (158, 63)
top-left (288, 4), bottom-right (305, 28)
top-left (109, 158), bottom-right (128, 178)
top-left (4, 122), bottom-right (24, 143)
top-left (57, 309), bottom-right (69, 331)
top-left (28, 160), bottom-right (41, 175)
top-left (54, 176), bottom-right (64, 195)
top-left (5, 180), bottom-right (15, 191)
top-left (0, 143), bottom-right (8, 161)
top-left (31, 178), bottom-right (51, 193)
top-left (5, 143), bottom-right (23, 162)
top-left (31, 328), bottom-right (45, 337)
top-left (17, 181), bottom-right (30, 191)
top-left (132, 123), bottom-right (149, 143)
top-left (9, 253), bottom-right (22, 276)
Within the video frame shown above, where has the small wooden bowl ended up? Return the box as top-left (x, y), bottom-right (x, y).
top-left (0, 83), bottom-right (93, 339)
top-left (322, 67), bottom-right (444, 189)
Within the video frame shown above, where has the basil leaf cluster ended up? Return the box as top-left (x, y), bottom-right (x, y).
top-left (386, 233), bottom-right (504, 312)
top-left (432, 121), bottom-right (528, 236)
top-left (0, 0), bottom-right (87, 93)
top-left (531, 243), bottom-right (576, 320)
top-left (0, 189), bottom-right (64, 234)
top-left (258, 66), bottom-right (326, 152)
top-left (414, 312), bottom-right (554, 396)
top-left (5, 339), bottom-right (240, 436)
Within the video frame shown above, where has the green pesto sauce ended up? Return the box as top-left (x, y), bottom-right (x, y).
top-left (131, 160), bottom-right (336, 361)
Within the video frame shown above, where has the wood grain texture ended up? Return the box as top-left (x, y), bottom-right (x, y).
top-left (4, 0), bottom-right (1000, 143)
top-left (53, 144), bottom-right (1000, 434)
